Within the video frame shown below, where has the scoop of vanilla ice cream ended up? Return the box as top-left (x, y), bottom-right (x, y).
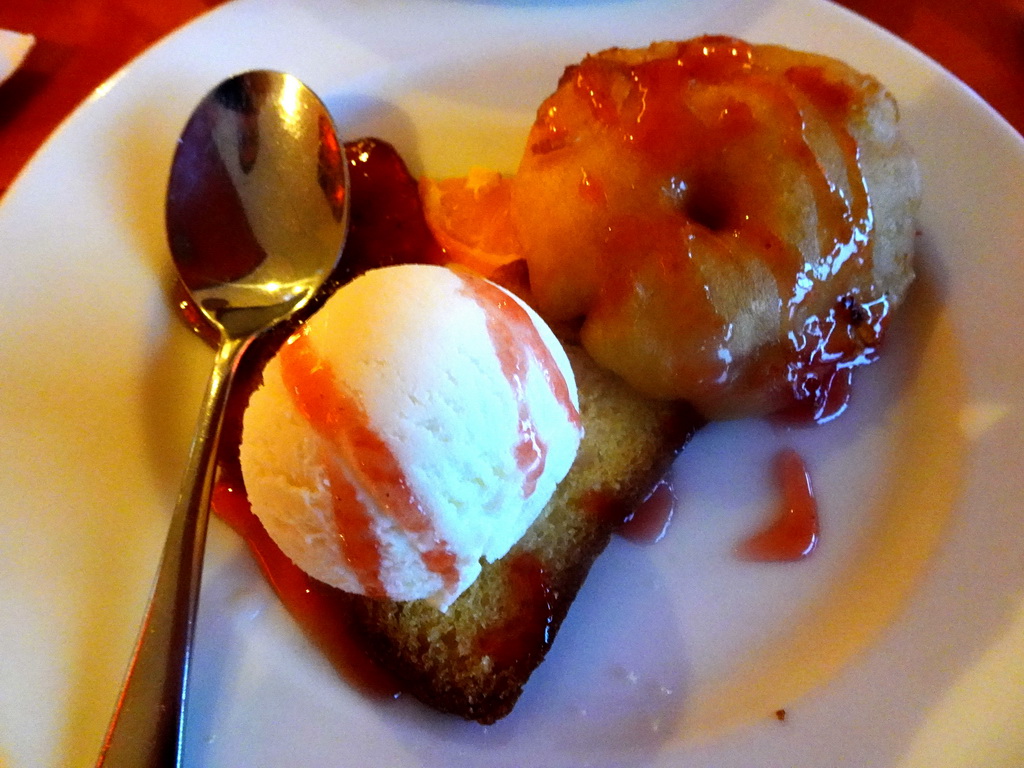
top-left (240, 264), bottom-right (582, 611)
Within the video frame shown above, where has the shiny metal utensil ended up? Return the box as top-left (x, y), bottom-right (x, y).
top-left (96, 70), bottom-right (349, 767)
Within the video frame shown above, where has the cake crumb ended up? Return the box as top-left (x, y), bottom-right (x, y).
top-left (775, 708), bottom-right (787, 722)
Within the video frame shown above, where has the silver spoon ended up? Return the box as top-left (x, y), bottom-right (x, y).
top-left (96, 70), bottom-right (349, 767)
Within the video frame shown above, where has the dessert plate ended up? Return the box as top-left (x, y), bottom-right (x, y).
top-left (0, 0), bottom-right (1022, 766)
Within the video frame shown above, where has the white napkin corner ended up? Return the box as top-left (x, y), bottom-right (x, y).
top-left (0, 29), bottom-right (35, 85)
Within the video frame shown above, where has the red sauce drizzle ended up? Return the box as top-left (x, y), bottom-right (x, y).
top-left (581, 406), bottom-right (702, 541)
top-left (617, 478), bottom-right (676, 544)
top-left (211, 479), bottom-right (400, 697)
top-left (578, 167), bottom-right (607, 205)
top-left (677, 36), bottom-right (755, 80)
top-left (457, 272), bottom-right (582, 497)
top-left (335, 137), bottom-right (446, 283)
top-left (739, 449), bottom-right (819, 561)
top-left (579, 488), bottom-right (631, 528)
top-left (474, 553), bottom-right (554, 671)
top-left (777, 65), bottom-right (880, 423)
top-left (321, 451), bottom-right (387, 599)
top-left (278, 328), bottom-right (460, 594)
top-left (783, 293), bottom-right (890, 423)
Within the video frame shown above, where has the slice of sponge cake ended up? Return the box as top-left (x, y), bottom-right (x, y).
top-left (345, 343), bottom-right (700, 723)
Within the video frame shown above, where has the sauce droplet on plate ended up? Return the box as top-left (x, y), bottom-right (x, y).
top-left (618, 478), bottom-right (677, 544)
top-left (739, 448), bottom-right (819, 561)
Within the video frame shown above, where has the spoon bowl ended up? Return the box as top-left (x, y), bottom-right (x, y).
top-left (96, 70), bottom-right (348, 767)
top-left (167, 69), bottom-right (349, 339)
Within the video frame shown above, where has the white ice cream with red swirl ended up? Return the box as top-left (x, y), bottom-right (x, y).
top-left (240, 264), bottom-right (582, 611)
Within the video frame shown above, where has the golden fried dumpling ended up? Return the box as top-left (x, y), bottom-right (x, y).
top-left (511, 36), bottom-right (921, 420)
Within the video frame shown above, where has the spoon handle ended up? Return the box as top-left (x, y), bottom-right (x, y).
top-left (96, 334), bottom-right (249, 768)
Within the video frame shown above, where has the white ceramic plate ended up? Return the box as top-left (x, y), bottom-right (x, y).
top-left (1, 1), bottom-right (1022, 765)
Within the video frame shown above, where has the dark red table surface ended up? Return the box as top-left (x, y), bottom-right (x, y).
top-left (1, 0), bottom-right (1022, 200)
